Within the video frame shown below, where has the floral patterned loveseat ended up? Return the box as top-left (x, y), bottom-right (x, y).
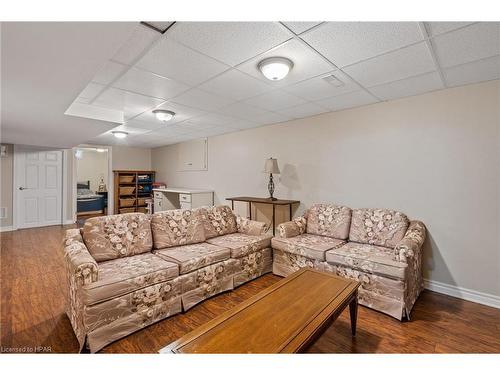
top-left (62, 205), bottom-right (271, 352)
top-left (272, 203), bottom-right (426, 320)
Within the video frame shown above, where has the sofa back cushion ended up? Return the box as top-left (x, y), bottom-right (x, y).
top-left (151, 208), bottom-right (206, 249)
top-left (198, 205), bottom-right (237, 239)
top-left (82, 213), bottom-right (153, 262)
top-left (349, 208), bottom-right (409, 248)
top-left (306, 203), bottom-right (352, 240)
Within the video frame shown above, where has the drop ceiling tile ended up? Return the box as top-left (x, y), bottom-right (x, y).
top-left (426, 22), bottom-right (474, 36)
top-left (368, 71), bottom-right (444, 100)
top-left (177, 120), bottom-right (218, 133)
top-left (283, 70), bottom-right (361, 101)
top-left (136, 38), bottom-right (229, 86)
top-left (237, 39), bottom-right (333, 87)
top-left (113, 67), bottom-right (189, 100)
top-left (443, 55), bottom-right (500, 87)
top-left (149, 123), bottom-right (195, 136)
top-left (124, 119), bottom-right (164, 131)
top-left (242, 90), bottom-right (307, 111)
top-left (93, 88), bottom-right (164, 119)
top-left (186, 112), bottom-right (249, 128)
top-left (170, 134), bottom-right (199, 143)
top-left (276, 102), bottom-right (329, 119)
top-left (65, 101), bottom-right (124, 123)
top-left (250, 112), bottom-right (293, 126)
top-left (196, 126), bottom-right (238, 137)
top-left (128, 132), bottom-right (174, 146)
top-left (171, 88), bottom-right (235, 111)
top-left (135, 131), bottom-right (185, 146)
top-left (132, 101), bottom-right (207, 126)
top-left (87, 132), bottom-right (120, 146)
top-left (198, 69), bottom-right (273, 101)
top-left (112, 24), bottom-right (159, 65)
top-left (317, 90), bottom-right (378, 112)
top-left (74, 97), bottom-right (91, 104)
top-left (167, 22), bottom-right (291, 66)
top-left (217, 102), bottom-right (270, 121)
top-left (79, 82), bottom-right (106, 101)
top-left (301, 22), bottom-right (424, 67)
top-left (92, 61), bottom-right (128, 85)
top-left (343, 42), bottom-right (436, 87)
top-left (432, 22), bottom-right (500, 68)
top-left (282, 22), bottom-right (323, 34)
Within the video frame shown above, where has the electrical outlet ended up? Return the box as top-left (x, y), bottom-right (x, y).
top-left (0, 207), bottom-right (6, 219)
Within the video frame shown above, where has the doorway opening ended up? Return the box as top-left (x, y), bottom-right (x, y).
top-left (74, 146), bottom-right (110, 226)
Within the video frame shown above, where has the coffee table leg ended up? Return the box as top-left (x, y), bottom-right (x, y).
top-left (349, 293), bottom-right (358, 336)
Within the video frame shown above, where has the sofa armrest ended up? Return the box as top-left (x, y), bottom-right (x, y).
top-left (394, 221), bottom-right (426, 263)
top-left (277, 216), bottom-right (307, 238)
top-left (62, 228), bottom-right (98, 285)
top-left (236, 216), bottom-right (270, 235)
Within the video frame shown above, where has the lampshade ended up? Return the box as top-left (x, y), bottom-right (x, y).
top-left (264, 158), bottom-right (280, 174)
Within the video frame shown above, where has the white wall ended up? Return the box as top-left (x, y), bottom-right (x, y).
top-left (76, 148), bottom-right (108, 191)
top-left (152, 80), bottom-right (500, 299)
top-left (112, 145), bottom-right (151, 171)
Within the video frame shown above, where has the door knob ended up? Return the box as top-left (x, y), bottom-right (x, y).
top-left (19, 186), bottom-right (27, 190)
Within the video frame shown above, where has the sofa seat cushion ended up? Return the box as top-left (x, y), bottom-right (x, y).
top-left (81, 253), bottom-right (179, 305)
top-left (349, 208), bottom-right (409, 248)
top-left (151, 209), bottom-right (206, 249)
top-left (325, 242), bottom-right (407, 280)
top-left (82, 213), bottom-right (153, 262)
top-left (306, 203), bottom-right (352, 240)
top-left (206, 233), bottom-right (272, 258)
top-left (272, 234), bottom-right (346, 261)
top-left (154, 242), bottom-right (230, 275)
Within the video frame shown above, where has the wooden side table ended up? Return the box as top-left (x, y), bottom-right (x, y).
top-left (226, 196), bottom-right (300, 235)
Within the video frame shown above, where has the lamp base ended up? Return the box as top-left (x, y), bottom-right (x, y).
top-left (268, 197), bottom-right (278, 201)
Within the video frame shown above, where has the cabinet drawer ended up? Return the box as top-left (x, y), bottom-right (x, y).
top-left (179, 193), bottom-right (191, 203)
top-left (154, 191), bottom-right (164, 199)
top-left (180, 202), bottom-right (192, 210)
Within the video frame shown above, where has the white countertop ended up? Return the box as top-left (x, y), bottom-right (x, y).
top-left (153, 187), bottom-right (214, 194)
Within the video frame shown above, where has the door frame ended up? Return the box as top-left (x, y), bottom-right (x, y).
top-left (71, 144), bottom-right (113, 221)
top-left (12, 145), bottom-right (68, 230)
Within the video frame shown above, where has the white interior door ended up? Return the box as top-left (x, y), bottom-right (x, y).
top-left (15, 148), bottom-right (63, 228)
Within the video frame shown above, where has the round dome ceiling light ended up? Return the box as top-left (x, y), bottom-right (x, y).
top-left (111, 131), bottom-right (128, 139)
top-left (258, 57), bottom-right (293, 81)
top-left (153, 109), bottom-right (176, 122)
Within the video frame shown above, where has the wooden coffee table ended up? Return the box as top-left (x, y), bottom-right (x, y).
top-left (160, 268), bottom-right (360, 353)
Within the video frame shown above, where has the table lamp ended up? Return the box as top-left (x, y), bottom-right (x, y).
top-left (264, 157), bottom-right (280, 201)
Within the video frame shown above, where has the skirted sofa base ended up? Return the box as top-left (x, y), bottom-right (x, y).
top-left (272, 248), bottom-right (417, 320)
top-left (67, 245), bottom-right (272, 353)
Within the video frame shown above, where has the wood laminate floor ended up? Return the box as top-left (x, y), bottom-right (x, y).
top-left (1, 225), bottom-right (499, 353)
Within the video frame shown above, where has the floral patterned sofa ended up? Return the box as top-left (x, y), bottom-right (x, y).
top-left (62, 205), bottom-right (271, 352)
top-left (272, 203), bottom-right (426, 320)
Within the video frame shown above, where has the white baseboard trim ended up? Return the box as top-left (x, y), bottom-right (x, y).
top-left (0, 226), bottom-right (14, 232)
top-left (63, 219), bottom-right (75, 225)
top-left (424, 278), bottom-right (500, 309)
